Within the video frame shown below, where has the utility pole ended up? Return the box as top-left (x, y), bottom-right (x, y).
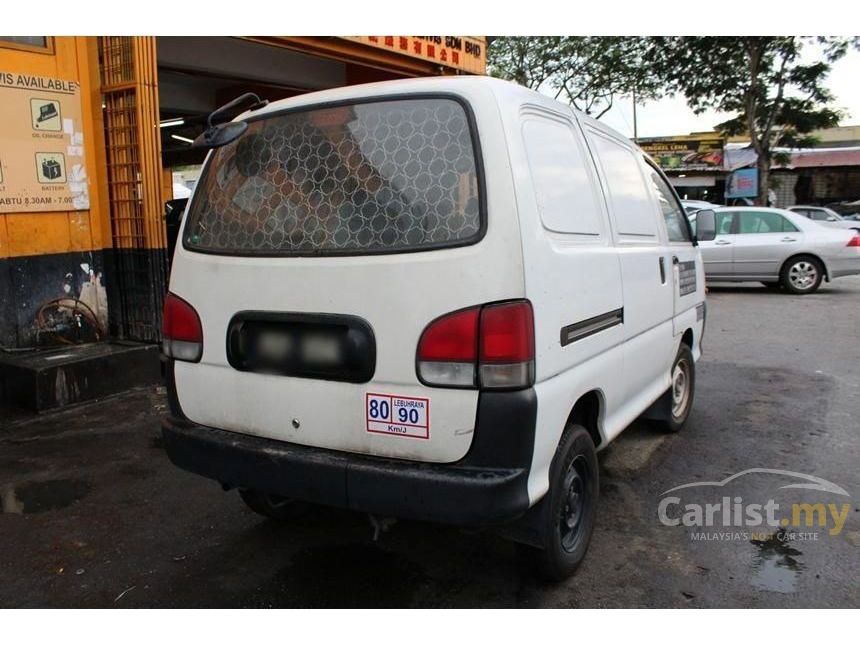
top-left (632, 86), bottom-right (638, 143)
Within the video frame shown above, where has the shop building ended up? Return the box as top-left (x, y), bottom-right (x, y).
top-left (0, 36), bottom-right (487, 350)
top-left (639, 126), bottom-right (860, 208)
top-left (637, 134), bottom-right (726, 203)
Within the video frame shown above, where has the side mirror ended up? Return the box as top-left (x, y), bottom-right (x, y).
top-left (696, 209), bottom-right (717, 242)
top-left (827, 216), bottom-right (838, 222)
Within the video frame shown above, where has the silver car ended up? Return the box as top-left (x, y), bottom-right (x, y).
top-left (693, 207), bottom-right (860, 294)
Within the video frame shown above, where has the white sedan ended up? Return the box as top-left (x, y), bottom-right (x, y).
top-left (692, 207), bottom-right (860, 294)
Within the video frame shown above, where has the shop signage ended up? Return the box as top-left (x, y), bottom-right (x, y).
top-left (345, 36), bottom-right (486, 75)
top-left (0, 71), bottom-right (89, 213)
top-left (726, 168), bottom-right (759, 199)
top-left (639, 136), bottom-right (725, 172)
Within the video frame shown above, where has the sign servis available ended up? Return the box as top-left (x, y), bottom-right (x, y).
top-left (0, 71), bottom-right (89, 214)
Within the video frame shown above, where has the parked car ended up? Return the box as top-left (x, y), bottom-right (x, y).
top-left (694, 207), bottom-right (860, 293)
top-left (787, 205), bottom-right (860, 231)
top-left (824, 200), bottom-right (860, 219)
top-left (161, 77), bottom-right (709, 580)
top-left (682, 199), bottom-right (721, 216)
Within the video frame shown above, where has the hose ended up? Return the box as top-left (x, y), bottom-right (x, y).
top-left (34, 298), bottom-right (106, 345)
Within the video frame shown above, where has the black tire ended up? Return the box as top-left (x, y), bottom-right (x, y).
top-left (524, 425), bottom-right (599, 581)
top-left (239, 489), bottom-right (309, 521)
top-left (780, 255), bottom-right (824, 294)
top-left (652, 343), bottom-right (695, 433)
top-left (761, 281), bottom-right (782, 290)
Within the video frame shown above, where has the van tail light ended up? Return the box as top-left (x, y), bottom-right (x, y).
top-left (479, 301), bottom-right (535, 389)
top-left (417, 300), bottom-right (535, 390)
top-left (162, 292), bottom-right (203, 362)
top-left (847, 235), bottom-right (860, 247)
top-left (417, 307), bottom-right (479, 387)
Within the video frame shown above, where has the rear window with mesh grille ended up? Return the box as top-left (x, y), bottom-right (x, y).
top-left (183, 97), bottom-right (483, 255)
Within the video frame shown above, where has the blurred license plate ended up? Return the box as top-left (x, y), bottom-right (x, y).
top-left (256, 330), bottom-right (293, 361)
top-left (301, 333), bottom-right (341, 365)
top-left (227, 313), bottom-right (375, 383)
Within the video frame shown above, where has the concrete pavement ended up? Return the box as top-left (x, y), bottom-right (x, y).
top-left (1, 278), bottom-right (858, 607)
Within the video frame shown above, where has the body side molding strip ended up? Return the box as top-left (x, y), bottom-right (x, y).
top-left (560, 308), bottom-right (624, 347)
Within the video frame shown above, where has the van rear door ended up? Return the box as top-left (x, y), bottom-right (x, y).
top-left (168, 95), bottom-right (523, 464)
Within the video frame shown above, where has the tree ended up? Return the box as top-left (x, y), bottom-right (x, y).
top-left (487, 37), bottom-right (663, 119)
top-left (649, 37), bottom-right (854, 205)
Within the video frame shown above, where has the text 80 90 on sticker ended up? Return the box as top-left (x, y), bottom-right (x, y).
top-left (366, 393), bottom-right (430, 439)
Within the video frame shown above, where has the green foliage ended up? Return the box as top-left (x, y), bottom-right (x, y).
top-left (647, 36), bottom-right (853, 201)
top-left (487, 37), bottom-right (663, 118)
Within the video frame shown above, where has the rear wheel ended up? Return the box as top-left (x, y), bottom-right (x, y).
top-left (239, 489), bottom-right (309, 521)
top-left (652, 344), bottom-right (695, 433)
top-left (523, 425), bottom-right (598, 581)
top-left (780, 256), bottom-right (824, 294)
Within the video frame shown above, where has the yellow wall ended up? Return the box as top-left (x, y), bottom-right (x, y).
top-left (0, 37), bottom-right (110, 259)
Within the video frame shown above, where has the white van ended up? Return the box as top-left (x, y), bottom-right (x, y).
top-left (161, 77), bottom-right (711, 580)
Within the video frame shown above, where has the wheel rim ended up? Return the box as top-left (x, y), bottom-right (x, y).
top-left (788, 261), bottom-right (818, 290)
top-left (558, 455), bottom-right (591, 553)
top-left (671, 358), bottom-right (691, 420)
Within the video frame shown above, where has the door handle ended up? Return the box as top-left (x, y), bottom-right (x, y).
top-left (658, 257), bottom-right (666, 284)
top-left (781, 237), bottom-right (797, 242)
top-left (714, 240), bottom-right (731, 246)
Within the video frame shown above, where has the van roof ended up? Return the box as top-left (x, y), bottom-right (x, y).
top-left (239, 75), bottom-right (641, 155)
top-left (244, 76), bottom-right (519, 118)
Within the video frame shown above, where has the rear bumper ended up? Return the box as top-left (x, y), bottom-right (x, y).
top-left (162, 417), bottom-right (529, 525)
top-left (161, 361), bottom-right (537, 526)
top-left (828, 256), bottom-right (860, 279)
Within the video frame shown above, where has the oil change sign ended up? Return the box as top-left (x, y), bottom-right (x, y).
top-left (0, 71), bottom-right (89, 213)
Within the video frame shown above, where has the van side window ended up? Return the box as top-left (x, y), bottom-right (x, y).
top-left (588, 134), bottom-right (659, 239)
top-left (521, 117), bottom-right (604, 236)
top-left (643, 162), bottom-right (691, 243)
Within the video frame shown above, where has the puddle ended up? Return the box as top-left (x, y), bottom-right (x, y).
top-left (1, 479), bottom-right (91, 514)
top-left (749, 528), bottom-right (804, 593)
top-left (241, 543), bottom-right (428, 608)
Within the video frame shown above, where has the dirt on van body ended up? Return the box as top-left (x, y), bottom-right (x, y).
top-left (1, 278), bottom-right (858, 608)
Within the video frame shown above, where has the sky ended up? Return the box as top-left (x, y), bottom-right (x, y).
top-left (599, 46), bottom-right (860, 140)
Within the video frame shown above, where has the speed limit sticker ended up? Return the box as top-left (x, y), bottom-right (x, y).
top-left (366, 392), bottom-right (430, 439)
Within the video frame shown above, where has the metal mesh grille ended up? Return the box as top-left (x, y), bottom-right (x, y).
top-left (99, 36), bottom-right (135, 86)
top-left (98, 36), bottom-right (167, 343)
top-left (184, 98), bottom-right (482, 255)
